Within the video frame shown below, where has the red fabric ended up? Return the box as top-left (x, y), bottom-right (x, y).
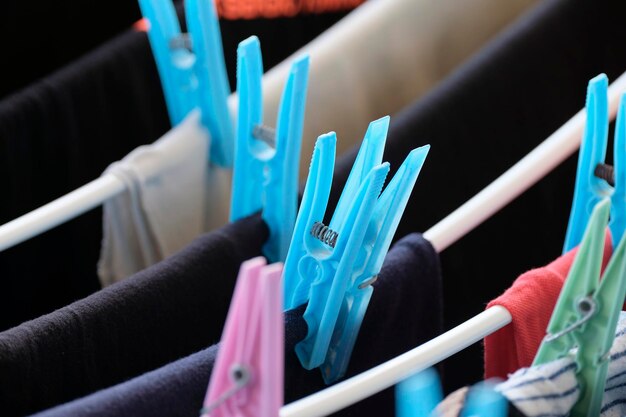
top-left (132, 0), bottom-right (365, 26)
top-left (484, 231), bottom-right (613, 379)
top-left (216, 0), bottom-right (365, 19)
top-left (133, 19), bottom-right (149, 32)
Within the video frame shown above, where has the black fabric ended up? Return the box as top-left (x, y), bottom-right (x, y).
top-left (0, 29), bottom-right (170, 333)
top-left (0, 215), bottom-right (267, 417)
top-left (1, 1), bottom-right (348, 99)
top-left (326, 0), bottom-right (626, 391)
top-left (31, 233), bottom-right (443, 417)
top-left (0, 7), bottom-right (347, 333)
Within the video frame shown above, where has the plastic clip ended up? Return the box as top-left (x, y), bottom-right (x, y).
top-left (201, 257), bottom-right (284, 417)
top-left (396, 368), bottom-right (442, 417)
top-left (230, 36), bottom-right (310, 262)
top-left (534, 198), bottom-right (626, 416)
top-left (563, 74), bottom-right (626, 251)
top-left (284, 116), bottom-right (430, 383)
top-left (138, 0), bottom-right (234, 166)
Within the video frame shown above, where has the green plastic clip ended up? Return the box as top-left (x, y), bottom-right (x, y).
top-left (533, 198), bottom-right (626, 417)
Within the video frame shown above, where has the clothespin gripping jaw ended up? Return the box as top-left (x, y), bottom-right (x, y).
top-left (283, 117), bottom-right (389, 310)
top-left (139, 0), bottom-right (235, 166)
top-left (321, 144), bottom-right (430, 383)
top-left (283, 132), bottom-right (337, 310)
top-left (202, 257), bottom-right (284, 417)
top-left (563, 74), bottom-right (610, 254)
top-left (283, 116), bottom-right (430, 383)
top-left (230, 35), bottom-right (310, 263)
top-left (185, 0), bottom-right (234, 167)
top-left (534, 198), bottom-right (626, 417)
top-left (138, 0), bottom-right (196, 125)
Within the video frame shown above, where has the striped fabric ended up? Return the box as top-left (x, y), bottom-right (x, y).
top-left (495, 312), bottom-right (626, 417)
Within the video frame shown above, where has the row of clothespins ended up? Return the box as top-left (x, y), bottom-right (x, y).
top-left (142, 0), bottom-right (626, 415)
top-left (198, 73), bottom-right (626, 417)
top-left (2, 0), bottom-right (626, 414)
top-left (140, 0), bottom-right (430, 386)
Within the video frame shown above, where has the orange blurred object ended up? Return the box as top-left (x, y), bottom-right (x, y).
top-left (134, 0), bottom-right (363, 28)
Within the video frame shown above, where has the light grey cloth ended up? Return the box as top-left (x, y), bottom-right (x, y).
top-left (98, 111), bottom-right (230, 286)
top-left (496, 312), bottom-right (626, 417)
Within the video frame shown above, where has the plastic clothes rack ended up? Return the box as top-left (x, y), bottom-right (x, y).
top-left (276, 70), bottom-right (626, 417)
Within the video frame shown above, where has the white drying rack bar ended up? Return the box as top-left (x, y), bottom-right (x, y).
top-left (279, 70), bottom-right (626, 417)
top-left (0, 175), bottom-right (125, 251)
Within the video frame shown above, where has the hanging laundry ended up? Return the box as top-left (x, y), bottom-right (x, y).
top-left (494, 312), bottom-right (626, 417)
top-left (434, 314), bottom-right (626, 417)
top-left (0, 216), bottom-right (267, 417)
top-left (28, 233), bottom-right (443, 417)
top-left (98, 111), bottom-right (230, 285)
top-left (0, 3), bottom-right (345, 331)
top-left (319, 0), bottom-right (626, 389)
top-left (483, 231), bottom-right (612, 379)
top-left (0, 30), bottom-right (170, 332)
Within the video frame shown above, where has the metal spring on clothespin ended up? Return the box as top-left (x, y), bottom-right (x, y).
top-left (252, 125), bottom-right (277, 148)
top-left (595, 163), bottom-right (615, 186)
top-left (200, 364), bottom-right (251, 416)
top-left (310, 221), bottom-right (339, 248)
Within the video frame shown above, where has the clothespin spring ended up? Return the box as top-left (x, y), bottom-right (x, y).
top-left (200, 364), bottom-right (251, 416)
top-left (542, 296), bottom-right (596, 343)
top-left (252, 125), bottom-right (277, 148)
top-left (595, 163), bottom-right (615, 186)
top-left (169, 34), bottom-right (193, 51)
top-left (310, 222), bottom-right (379, 288)
top-left (311, 221), bottom-right (339, 248)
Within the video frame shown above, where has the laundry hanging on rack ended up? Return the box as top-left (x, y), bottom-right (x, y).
top-left (17, 233), bottom-right (443, 417)
top-left (0, 0), bottom-right (540, 336)
top-left (484, 230), bottom-right (613, 379)
top-left (486, 312), bottom-right (626, 417)
top-left (2, 2), bottom-right (626, 417)
top-left (0, 215), bottom-right (266, 417)
top-left (98, 112), bottom-right (231, 285)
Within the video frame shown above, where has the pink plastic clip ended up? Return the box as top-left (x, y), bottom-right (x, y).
top-left (201, 257), bottom-right (284, 417)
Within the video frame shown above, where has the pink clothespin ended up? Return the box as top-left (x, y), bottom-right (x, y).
top-left (201, 257), bottom-right (284, 417)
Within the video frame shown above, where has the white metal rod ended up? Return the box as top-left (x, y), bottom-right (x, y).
top-left (280, 71), bottom-right (626, 417)
top-left (280, 306), bottom-right (512, 417)
top-left (0, 175), bottom-right (125, 251)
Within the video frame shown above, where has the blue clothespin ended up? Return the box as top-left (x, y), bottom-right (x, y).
top-left (396, 368), bottom-right (442, 417)
top-left (230, 36), bottom-right (310, 263)
top-left (460, 382), bottom-right (508, 417)
top-left (138, 0), bottom-right (234, 166)
top-left (283, 117), bottom-right (430, 383)
top-left (563, 74), bottom-right (626, 252)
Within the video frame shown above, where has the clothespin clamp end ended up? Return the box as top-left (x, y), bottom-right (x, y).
top-left (202, 257), bottom-right (284, 417)
top-left (563, 74), bottom-right (610, 252)
top-left (535, 198), bottom-right (626, 416)
top-left (320, 145), bottom-right (430, 383)
top-left (231, 36), bottom-right (310, 262)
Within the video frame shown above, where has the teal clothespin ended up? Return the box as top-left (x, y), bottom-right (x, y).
top-left (138, 0), bottom-right (234, 166)
top-left (396, 368), bottom-right (442, 417)
top-left (460, 382), bottom-right (507, 417)
top-left (563, 74), bottom-right (626, 252)
top-left (283, 117), bottom-right (430, 383)
top-left (534, 198), bottom-right (626, 417)
top-left (229, 36), bottom-right (310, 263)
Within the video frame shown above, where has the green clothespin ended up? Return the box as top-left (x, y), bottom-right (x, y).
top-left (533, 198), bottom-right (626, 417)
